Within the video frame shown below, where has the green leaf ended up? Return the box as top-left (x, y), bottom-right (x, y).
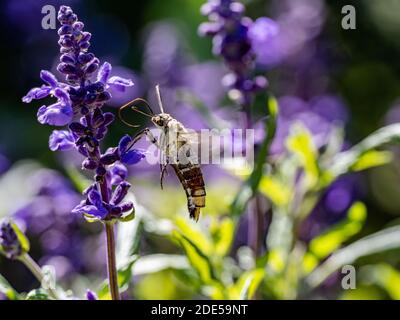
top-left (116, 214), bottom-right (142, 270)
top-left (175, 216), bottom-right (212, 255)
top-left (328, 123), bottom-right (400, 181)
top-left (229, 268), bottom-right (265, 300)
top-left (230, 96), bottom-right (278, 216)
top-left (118, 208), bottom-right (135, 222)
top-left (286, 124), bottom-right (319, 189)
top-left (259, 176), bottom-right (292, 207)
top-left (350, 150), bottom-right (392, 171)
top-left (211, 218), bottom-right (234, 257)
top-left (359, 264), bottom-right (400, 300)
top-left (26, 288), bottom-right (49, 300)
top-left (64, 165), bottom-right (91, 193)
top-left (306, 224), bottom-right (400, 289)
top-left (172, 230), bottom-right (215, 284)
top-left (11, 222), bottom-right (30, 254)
top-left (0, 273), bottom-right (18, 300)
top-left (309, 202), bottom-right (367, 260)
top-left (132, 254), bottom-right (190, 275)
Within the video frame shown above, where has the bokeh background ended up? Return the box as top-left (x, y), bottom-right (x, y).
top-left (1, 0), bottom-right (400, 300)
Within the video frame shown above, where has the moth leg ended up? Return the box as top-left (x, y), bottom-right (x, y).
top-left (124, 127), bottom-right (152, 152)
top-left (160, 164), bottom-right (168, 189)
top-left (144, 128), bottom-right (160, 148)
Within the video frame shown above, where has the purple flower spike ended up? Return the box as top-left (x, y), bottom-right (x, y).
top-left (199, 0), bottom-right (275, 107)
top-left (23, 6), bottom-right (139, 223)
top-left (49, 130), bottom-right (75, 151)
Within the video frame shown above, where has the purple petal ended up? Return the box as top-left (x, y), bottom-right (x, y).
top-left (53, 88), bottom-right (71, 105)
top-left (69, 122), bottom-right (86, 135)
top-left (49, 130), bottom-right (75, 151)
top-left (118, 202), bottom-right (134, 213)
top-left (97, 61), bottom-right (112, 83)
top-left (248, 17), bottom-right (279, 43)
top-left (86, 290), bottom-right (97, 301)
top-left (22, 86), bottom-right (51, 103)
top-left (118, 135), bottom-right (132, 153)
top-left (109, 163), bottom-right (128, 186)
top-left (111, 181), bottom-right (131, 205)
top-left (87, 188), bottom-right (103, 208)
top-left (37, 103), bottom-right (73, 126)
top-left (72, 203), bottom-right (107, 219)
top-left (107, 76), bottom-right (134, 92)
top-left (40, 70), bottom-right (58, 88)
top-left (103, 112), bottom-right (115, 127)
top-left (121, 149), bottom-right (146, 165)
top-left (100, 148), bottom-right (119, 165)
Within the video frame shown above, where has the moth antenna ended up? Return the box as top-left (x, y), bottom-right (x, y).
top-left (118, 98), bottom-right (154, 128)
top-left (155, 84), bottom-right (165, 113)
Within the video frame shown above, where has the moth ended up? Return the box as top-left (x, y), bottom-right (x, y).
top-left (118, 85), bottom-right (206, 221)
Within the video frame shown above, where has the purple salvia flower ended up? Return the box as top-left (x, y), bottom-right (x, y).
top-left (117, 135), bottom-right (146, 165)
top-left (0, 221), bottom-right (23, 260)
top-left (49, 130), bottom-right (75, 151)
top-left (199, 0), bottom-right (271, 107)
top-left (109, 163), bottom-right (128, 186)
top-left (23, 6), bottom-right (144, 222)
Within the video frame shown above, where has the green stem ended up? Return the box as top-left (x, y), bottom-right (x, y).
top-left (19, 254), bottom-right (60, 300)
top-left (105, 222), bottom-right (120, 300)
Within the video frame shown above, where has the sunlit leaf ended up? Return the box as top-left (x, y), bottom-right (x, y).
top-left (329, 123), bottom-right (400, 181)
top-left (132, 254), bottom-right (189, 275)
top-left (172, 230), bottom-right (215, 284)
top-left (350, 150), bottom-right (392, 171)
top-left (286, 124), bottom-right (319, 188)
top-left (230, 96), bottom-right (278, 216)
top-left (26, 288), bottom-right (49, 300)
top-left (175, 216), bottom-right (212, 255)
top-left (0, 273), bottom-right (18, 300)
top-left (308, 202), bottom-right (367, 260)
top-left (259, 176), bottom-right (292, 207)
top-left (229, 268), bottom-right (265, 300)
top-left (306, 224), bottom-right (400, 289)
top-left (118, 208), bottom-right (135, 222)
top-left (116, 214), bottom-right (142, 270)
top-left (267, 249), bottom-right (286, 273)
top-left (360, 264), bottom-right (400, 300)
top-left (10, 222), bottom-right (30, 254)
top-left (202, 284), bottom-right (225, 300)
top-left (211, 217), bottom-right (234, 257)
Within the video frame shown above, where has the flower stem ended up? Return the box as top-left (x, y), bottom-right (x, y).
top-left (19, 254), bottom-right (60, 300)
top-left (105, 222), bottom-right (120, 300)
